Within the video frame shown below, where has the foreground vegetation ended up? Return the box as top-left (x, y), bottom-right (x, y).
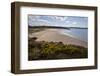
top-left (28, 37), bottom-right (88, 60)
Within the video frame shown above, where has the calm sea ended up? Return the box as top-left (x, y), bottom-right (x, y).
top-left (60, 29), bottom-right (88, 42)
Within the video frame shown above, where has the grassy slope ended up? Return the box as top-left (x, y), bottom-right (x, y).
top-left (28, 38), bottom-right (88, 60)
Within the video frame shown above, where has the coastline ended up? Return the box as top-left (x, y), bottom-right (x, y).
top-left (29, 29), bottom-right (87, 48)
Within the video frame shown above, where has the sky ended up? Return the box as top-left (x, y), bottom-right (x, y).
top-left (28, 15), bottom-right (88, 28)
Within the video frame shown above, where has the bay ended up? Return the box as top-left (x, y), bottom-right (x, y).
top-left (60, 28), bottom-right (88, 42)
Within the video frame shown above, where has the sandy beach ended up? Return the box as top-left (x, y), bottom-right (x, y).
top-left (29, 29), bottom-right (87, 48)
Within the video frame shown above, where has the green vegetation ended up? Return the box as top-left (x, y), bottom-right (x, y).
top-left (28, 37), bottom-right (88, 60)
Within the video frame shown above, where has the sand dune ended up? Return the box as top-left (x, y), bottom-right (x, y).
top-left (29, 29), bottom-right (87, 48)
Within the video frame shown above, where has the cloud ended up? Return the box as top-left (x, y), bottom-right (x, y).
top-left (28, 20), bottom-right (50, 26)
top-left (46, 16), bottom-right (68, 22)
top-left (72, 22), bottom-right (77, 25)
top-left (28, 15), bottom-right (50, 26)
top-left (28, 15), bottom-right (83, 28)
top-left (54, 16), bottom-right (68, 21)
top-left (28, 15), bottom-right (40, 21)
top-left (65, 20), bottom-right (70, 24)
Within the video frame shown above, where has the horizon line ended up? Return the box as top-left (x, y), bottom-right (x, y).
top-left (29, 25), bottom-right (88, 29)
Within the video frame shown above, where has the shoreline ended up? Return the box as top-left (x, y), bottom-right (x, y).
top-left (29, 29), bottom-right (87, 48)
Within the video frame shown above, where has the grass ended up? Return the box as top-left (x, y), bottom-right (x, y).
top-left (28, 37), bottom-right (88, 60)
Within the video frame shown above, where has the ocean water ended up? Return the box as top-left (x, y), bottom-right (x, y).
top-left (60, 29), bottom-right (88, 42)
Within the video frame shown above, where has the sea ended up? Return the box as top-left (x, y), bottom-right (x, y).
top-left (60, 28), bottom-right (88, 42)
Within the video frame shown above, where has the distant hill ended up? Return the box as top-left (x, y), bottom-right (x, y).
top-left (29, 25), bottom-right (88, 29)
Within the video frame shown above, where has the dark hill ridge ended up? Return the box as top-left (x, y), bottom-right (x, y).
top-left (29, 25), bottom-right (88, 30)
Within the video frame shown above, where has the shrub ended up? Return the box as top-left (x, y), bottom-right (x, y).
top-left (28, 40), bottom-right (88, 60)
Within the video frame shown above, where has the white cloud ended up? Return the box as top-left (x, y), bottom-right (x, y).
top-left (28, 15), bottom-right (40, 21)
top-left (28, 16), bottom-right (50, 26)
top-left (65, 20), bottom-right (70, 23)
top-left (28, 15), bottom-right (70, 27)
top-left (72, 22), bottom-right (77, 25)
top-left (49, 16), bottom-right (68, 21)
